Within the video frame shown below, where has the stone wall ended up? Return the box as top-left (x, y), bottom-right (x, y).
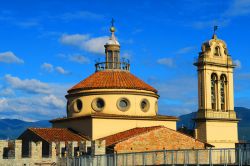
top-left (0, 140), bottom-right (105, 166)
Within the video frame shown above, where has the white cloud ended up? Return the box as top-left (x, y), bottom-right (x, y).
top-left (175, 46), bottom-right (195, 55)
top-left (224, 0), bottom-right (250, 17)
top-left (15, 20), bottom-right (39, 28)
top-left (0, 98), bottom-right (8, 107)
top-left (60, 11), bottom-right (104, 21)
top-left (0, 51), bottom-right (24, 64)
top-left (60, 34), bottom-right (109, 54)
top-left (41, 63), bottom-right (54, 72)
top-left (234, 59), bottom-right (242, 68)
top-left (157, 58), bottom-right (174, 67)
top-left (237, 73), bottom-right (250, 79)
top-left (41, 94), bottom-right (65, 109)
top-left (0, 79), bottom-right (69, 120)
top-left (4, 74), bottom-right (51, 94)
top-left (41, 62), bottom-right (70, 75)
top-left (121, 53), bottom-right (132, 60)
top-left (0, 88), bottom-right (14, 96)
top-left (150, 76), bottom-right (198, 116)
top-left (69, 54), bottom-right (90, 64)
top-left (55, 66), bottom-right (70, 75)
top-left (60, 34), bottom-right (89, 46)
top-left (191, 19), bottom-right (230, 29)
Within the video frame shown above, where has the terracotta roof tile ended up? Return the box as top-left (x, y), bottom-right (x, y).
top-left (68, 70), bottom-right (157, 93)
top-left (99, 126), bottom-right (213, 148)
top-left (28, 128), bottom-right (87, 142)
top-left (99, 126), bottom-right (163, 146)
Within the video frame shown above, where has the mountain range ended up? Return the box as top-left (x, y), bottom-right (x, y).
top-left (0, 107), bottom-right (249, 140)
top-left (0, 119), bottom-right (50, 139)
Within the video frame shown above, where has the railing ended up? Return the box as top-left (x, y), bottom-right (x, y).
top-left (95, 62), bottom-right (130, 72)
top-left (57, 148), bottom-right (250, 166)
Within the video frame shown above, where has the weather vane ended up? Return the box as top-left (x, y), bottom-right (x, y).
top-left (213, 25), bottom-right (218, 35)
top-left (111, 18), bottom-right (115, 27)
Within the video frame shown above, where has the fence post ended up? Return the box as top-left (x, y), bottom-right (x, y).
top-left (164, 150), bottom-right (166, 165)
top-left (196, 150), bottom-right (199, 166)
top-left (142, 152), bottom-right (145, 166)
top-left (171, 150), bottom-right (174, 166)
top-left (132, 152), bottom-right (135, 166)
top-left (209, 148), bottom-right (212, 166)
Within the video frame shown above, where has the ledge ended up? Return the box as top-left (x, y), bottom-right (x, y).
top-left (50, 113), bottom-right (178, 123)
top-left (194, 117), bottom-right (240, 122)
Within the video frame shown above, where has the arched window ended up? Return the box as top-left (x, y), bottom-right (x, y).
top-left (220, 75), bottom-right (227, 111)
top-left (107, 51), bottom-right (113, 69)
top-left (114, 51), bottom-right (119, 69)
top-left (214, 46), bottom-right (221, 56)
top-left (211, 73), bottom-right (218, 110)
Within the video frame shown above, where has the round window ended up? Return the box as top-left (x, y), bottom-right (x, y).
top-left (92, 98), bottom-right (105, 112)
top-left (140, 99), bottom-right (150, 112)
top-left (117, 98), bottom-right (130, 111)
top-left (74, 99), bottom-right (82, 113)
top-left (96, 98), bottom-right (105, 108)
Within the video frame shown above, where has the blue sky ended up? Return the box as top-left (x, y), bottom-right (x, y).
top-left (0, 0), bottom-right (250, 121)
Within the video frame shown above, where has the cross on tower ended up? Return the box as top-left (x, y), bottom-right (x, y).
top-left (111, 18), bottom-right (115, 27)
top-left (213, 25), bottom-right (218, 35)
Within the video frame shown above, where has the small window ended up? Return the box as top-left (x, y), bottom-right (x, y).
top-left (141, 99), bottom-right (150, 112)
top-left (214, 46), bottom-right (221, 56)
top-left (74, 99), bottom-right (82, 113)
top-left (92, 98), bottom-right (105, 112)
top-left (117, 98), bottom-right (130, 111)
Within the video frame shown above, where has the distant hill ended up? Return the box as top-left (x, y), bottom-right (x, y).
top-left (177, 107), bottom-right (250, 141)
top-left (0, 119), bottom-right (51, 139)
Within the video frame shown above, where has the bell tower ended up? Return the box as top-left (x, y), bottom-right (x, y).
top-left (194, 28), bottom-right (239, 148)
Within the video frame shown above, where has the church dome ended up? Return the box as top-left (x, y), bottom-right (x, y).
top-left (68, 70), bottom-right (157, 93)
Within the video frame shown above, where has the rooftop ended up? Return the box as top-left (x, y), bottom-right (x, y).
top-left (68, 70), bottom-right (158, 93)
top-left (27, 128), bottom-right (89, 142)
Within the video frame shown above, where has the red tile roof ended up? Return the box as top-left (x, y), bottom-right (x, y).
top-left (99, 126), bottom-right (162, 146)
top-left (68, 70), bottom-right (157, 93)
top-left (28, 128), bottom-right (87, 142)
top-left (99, 126), bottom-right (213, 148)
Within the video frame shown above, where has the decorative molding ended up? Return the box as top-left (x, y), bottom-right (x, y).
top-left (66, 90), bottom-right (159, 99)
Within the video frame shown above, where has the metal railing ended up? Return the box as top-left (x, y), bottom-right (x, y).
top-left (57, 148), bottom-right (250, 166)
top-left (95, 62), bottom-right (130, 72)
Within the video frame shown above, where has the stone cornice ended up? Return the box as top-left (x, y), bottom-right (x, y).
top-left (66, 90), bottom-right (160, 99)
top-left (194, 61), bottom-right (236, 68)
top-left (50, 113), bottom-right (178, 123)
top-left (194, 117), bottom-right (240, 122)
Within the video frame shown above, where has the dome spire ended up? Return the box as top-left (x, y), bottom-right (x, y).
top-left (212, 25), bottom-right (218, 39)
top-left (106, 18), bottom-right (119, 45)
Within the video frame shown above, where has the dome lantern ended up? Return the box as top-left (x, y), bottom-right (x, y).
top-left (95, 19), bottom-right (130, 72)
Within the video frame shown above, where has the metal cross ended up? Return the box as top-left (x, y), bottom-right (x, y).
top-left (214, 25), bottom-right (218, 34)
top-left (111, 18), bottom-right (115, 27)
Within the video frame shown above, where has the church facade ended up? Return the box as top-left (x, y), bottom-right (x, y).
top-left (15, 23), bottom-right (239, 158)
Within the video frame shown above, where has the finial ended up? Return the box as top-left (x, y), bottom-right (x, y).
top-left (212, 25), bottom-right (218, 39)
top-left (110, 18), bottom-right (115, 32)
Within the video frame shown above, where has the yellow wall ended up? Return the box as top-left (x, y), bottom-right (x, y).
top-left (67, 89), bottom-right (158, 117)
top-left (52, 117), bottom-right (177, 140)
top-left (92, 118), bottom-right (176, 140)
top-left (196, 120), bottom-right (238, 148)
